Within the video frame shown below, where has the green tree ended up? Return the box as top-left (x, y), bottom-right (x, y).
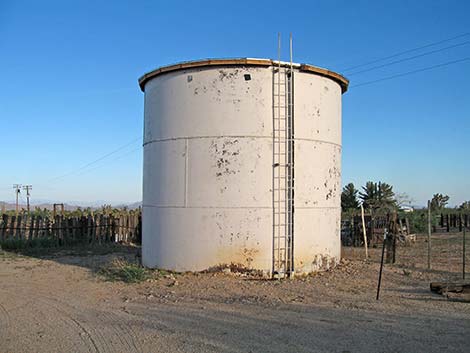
top-left (359, 181), bottom-right (396, 211)
top-left (458, 201), bottom-right (470, 210)
top-left (341, 183), bottom-right (360, 211)
top-left (430, 193), bottom-right (449, 211)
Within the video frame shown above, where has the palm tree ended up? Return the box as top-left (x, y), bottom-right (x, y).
top-left (359, 181), bottom-right (396, 211)
top-left (341, 183), bottom-right (360, 211)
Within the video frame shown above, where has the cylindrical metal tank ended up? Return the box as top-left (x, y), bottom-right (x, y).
top-left (139, 58), bottom-right (348, 275)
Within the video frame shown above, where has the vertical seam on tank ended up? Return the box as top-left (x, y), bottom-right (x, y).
top-left (184, 138), bottom-right (189, 207)
top-left (271, 66), bottom-right (275, 276)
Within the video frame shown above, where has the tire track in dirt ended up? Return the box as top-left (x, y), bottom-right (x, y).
top-left (38, 295), bottom-right (143, 353)
top-left (69, 317), bottom-right (101, 353)
top-left (98, 311), bottom-right (141, 352)
top-left (1, 265), bottom-right (143, 352)
top-left (0, 302), bottom-right (10, 333)
top-left (0, 287), bottom-right (71, 351)
top-left (35, 296), bottom-right (117, 353)
top-left (1, 284), bottom-right (127, 352)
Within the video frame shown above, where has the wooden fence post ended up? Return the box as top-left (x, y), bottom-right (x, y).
top-left (427, 200), bottom-right (431, 270)
top-left (138, 213), bottom-right (142, 243)
top-left (16, 215), bottom-right (22, 240)
top-left (463, 225), bottom-right (466, 280)
top-left (87, 215), bottom-right (92, 244)
top-left (0, 214), bottom-right (8, 242)
top-left (360, 205), bottom-right (368, 259)
top-left (10, 216), bottom-right (14, 240)
top-left (34, 216), bottom-right (39, 240)
top-left (29, 215), bottom-right (34, 240)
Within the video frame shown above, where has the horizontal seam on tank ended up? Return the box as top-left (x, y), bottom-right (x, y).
top-left (142, 205), bottom-right (272, 209)
top-left (291, 138), bottom-right (341, 148)
top-left (143, 136), bottom-right (341, 147)
top-left (143, 136), bottom-right (272, 146)
top-left (142, 205), bottom-right (339, 209)
top-left (295, 206), bottom-right (340, 209)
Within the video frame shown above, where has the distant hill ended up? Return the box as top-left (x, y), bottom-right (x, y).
top-left (115, 201), bottom-right (142, 210)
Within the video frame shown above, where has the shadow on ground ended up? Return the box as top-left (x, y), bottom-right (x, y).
top-left (0, 243), bottom-right (141, 274)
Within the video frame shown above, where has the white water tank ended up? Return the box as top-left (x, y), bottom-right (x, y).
top-left (139, 58), bottom-right (348, 275)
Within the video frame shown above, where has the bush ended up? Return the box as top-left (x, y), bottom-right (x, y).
top-left (0, 237), bottom-right (58, 251)
top-left (99, 259), bottom-right (150, 283)
top-left (404, 209), bottom-right (439, 233)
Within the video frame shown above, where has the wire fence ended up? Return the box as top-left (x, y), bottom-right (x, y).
top-left (342, 210), bottom-right (469, 287)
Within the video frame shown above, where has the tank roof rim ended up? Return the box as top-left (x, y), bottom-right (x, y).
top-left (138, 58), bottom-right (349, 93)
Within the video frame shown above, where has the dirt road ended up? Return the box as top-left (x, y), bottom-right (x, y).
top-left (0, 234), bottom-right (469, 352)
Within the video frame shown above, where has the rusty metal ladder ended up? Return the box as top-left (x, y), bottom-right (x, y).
top-left (272, 33), bottom-right (294, 278)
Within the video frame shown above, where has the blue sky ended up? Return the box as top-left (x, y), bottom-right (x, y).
top-left (0, 0), bottom-right (469, 206)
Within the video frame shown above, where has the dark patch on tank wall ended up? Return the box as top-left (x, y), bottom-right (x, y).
top-left (311, 106), bottom-right (321, 119)
top-left (242, 248), bottom-right (259, 267)
top-left (232, 98), bottom-right (242, 112)
top-left (210, 139), bottom-right (241, 181)
top-left (208, 69), bottom-right (243, 103)
top-left (193, 86), bottom-right (208, 95)
top-left (213, 211), bottom-right (227, 239)
top-left (326, 189), bottom-right (333, 200)
top-left (309, 255), bottom-right (338, 272)
top-left (324, 148), bottom-right (341, 201)
top-left (212, 209), bottom-right (263, 263)
top-left (213, 211), bottom-right (227, 243)
top-left (218, 69), bottom-right (240, 82)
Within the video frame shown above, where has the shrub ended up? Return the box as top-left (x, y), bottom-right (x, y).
top-left (0, 237), bottom-right (58, 251)
top-left (99, 259), bottom-right (150, 283)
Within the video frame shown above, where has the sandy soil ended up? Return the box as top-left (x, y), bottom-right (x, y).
top-left (0, 233), bottom-right (469, 352)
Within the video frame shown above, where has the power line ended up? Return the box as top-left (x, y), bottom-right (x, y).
top-left (348, 40), bottom-right (470, 76)
top-left (341, 32), bottom-right (470, 72)
top-left (351, 56), bottom-right (470, 88)
top-left (48, 136), bottom-right (141, 182)
top-left (75, 146), bottom-right (141, 177)
top-left (32, 145), bottom-right (141, 194)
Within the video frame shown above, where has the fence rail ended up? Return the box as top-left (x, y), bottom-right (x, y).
top-left (0, 213), bottom-right (141, 246)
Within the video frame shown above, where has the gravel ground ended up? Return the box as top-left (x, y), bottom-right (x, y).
top-left (0, 233), bottom-right (469, 352)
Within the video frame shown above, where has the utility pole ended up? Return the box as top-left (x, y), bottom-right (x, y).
top-left (13, 184), bottom-right (22, 215)
top-left (23, 185), bottom-right (32, 213)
